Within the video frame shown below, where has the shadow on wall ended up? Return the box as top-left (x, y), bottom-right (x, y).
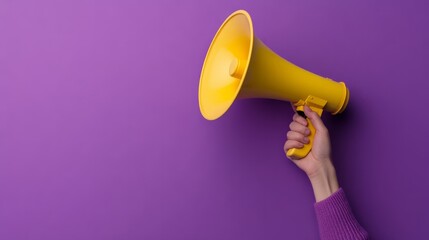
top-left (207, 98), bottom-right (292, 163)
top-left (204, 97), bottom-right (369, 187)
top-left (206, 96), bottom-right (359, 166)
top-left (325, 99), bottom-right (365, 182)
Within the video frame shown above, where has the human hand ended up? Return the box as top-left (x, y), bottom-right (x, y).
top-left (284, 105), bottom-right (339, 202)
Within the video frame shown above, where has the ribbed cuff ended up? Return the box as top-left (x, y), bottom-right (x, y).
top-left (314, 188), bottom-right (368, 240)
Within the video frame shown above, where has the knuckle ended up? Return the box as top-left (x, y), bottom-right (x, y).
top-left (291, 122), bottom-right (305, 132)
top-left (298, 118), bottom-right (307, 126)
top-left (283, 142), bottom-right (291, 151)
top-left (298, 125), bottom-right (307, 134)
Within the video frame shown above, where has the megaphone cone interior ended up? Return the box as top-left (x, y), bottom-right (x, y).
top-left (199, 10), bottom-right (254, 120)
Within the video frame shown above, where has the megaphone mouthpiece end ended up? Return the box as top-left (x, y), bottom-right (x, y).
top-left (332, 82), bottom-right (350, 115)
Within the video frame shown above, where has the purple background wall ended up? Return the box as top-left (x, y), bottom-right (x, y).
top-left (1, 0), bottom-right (428, 239)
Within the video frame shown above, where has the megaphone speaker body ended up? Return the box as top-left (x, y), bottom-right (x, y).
top-left (199, 10), bottom-right (349, 158)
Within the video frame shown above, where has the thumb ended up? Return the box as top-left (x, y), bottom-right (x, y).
top-left (303, 105), bottom-right (326, 132)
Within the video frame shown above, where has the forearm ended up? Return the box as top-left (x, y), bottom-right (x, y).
top-left (310, 161), bottom-right (369, 240)
top-left (308, 161), bottom-right (339, 202)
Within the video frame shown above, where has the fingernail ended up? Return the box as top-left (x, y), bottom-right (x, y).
top-left (304, 105), bottom-right (311, 112)
top-left (305, 129), bottom-right (310, 135)
top-left (304, 137), bottom-right (309, 143)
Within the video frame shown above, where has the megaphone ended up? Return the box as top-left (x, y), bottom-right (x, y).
top-left (198, 10), bottom-right (349, 159)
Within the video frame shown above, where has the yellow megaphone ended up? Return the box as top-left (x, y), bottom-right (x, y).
top-left (198, 10), bottom-right (349, 159)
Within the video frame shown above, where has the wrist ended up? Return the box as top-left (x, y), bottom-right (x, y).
top-left (308, 161), bottom-right (339, 202)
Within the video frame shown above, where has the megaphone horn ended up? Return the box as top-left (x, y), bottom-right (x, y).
top-left (198, 10), bottom-right (349, 159)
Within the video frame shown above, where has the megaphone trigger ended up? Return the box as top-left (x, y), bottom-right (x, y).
top-left (296, 109), bottom-right (307, 119)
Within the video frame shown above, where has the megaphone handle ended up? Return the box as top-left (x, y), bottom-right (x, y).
top-left (286, 105), bottom-right (323, 159)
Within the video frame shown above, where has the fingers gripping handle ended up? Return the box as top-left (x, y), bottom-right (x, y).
top-left (286, 95), bottom-right (326, 159)
top-left (286, 105), bottom-right (322, 159)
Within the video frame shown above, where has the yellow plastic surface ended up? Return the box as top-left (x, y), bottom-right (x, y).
top-left (199, 10), bottom-right (349, 121)
top-left (199, 9), bottom-right (350, 157)
top-left (199, 10), bottom-right (253, 120)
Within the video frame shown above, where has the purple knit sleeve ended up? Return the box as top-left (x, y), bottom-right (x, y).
top-left (314, 188), bottom-right (368, 240)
